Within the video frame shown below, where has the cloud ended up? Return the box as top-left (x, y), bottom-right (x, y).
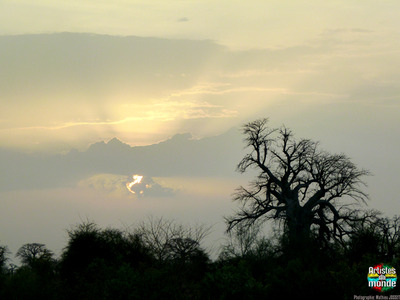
top-left (78, 174), bottom-right (128, 197)
top-left (1, 32), bottom-right (400, 153)
top-left (177, 17), bottom-right (189, 22)
top-left (78, 173), bottom-right (176, 198)
top-left (0, 130), bottom-right (245, 193)
top-left (321, 28), bottom-right (373, 36)
top-left (1, 97), bottom-right (238, 142)
top-left (126, 175), bottom-right (176, 198)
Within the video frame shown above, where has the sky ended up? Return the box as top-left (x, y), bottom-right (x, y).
top-left (0, 1), bottom-right (400, 261)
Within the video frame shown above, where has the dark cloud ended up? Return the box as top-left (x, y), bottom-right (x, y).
top-left (126, 175), bottom-right (175, 198)
top-left (0, 129), bottom-right (244, 192)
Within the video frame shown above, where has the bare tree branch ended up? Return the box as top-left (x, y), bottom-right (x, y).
top-left (227, 118), bottom-right (371, 245)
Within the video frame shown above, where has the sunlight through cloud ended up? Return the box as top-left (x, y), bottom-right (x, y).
top-left (126, 174), bottom-right (144, 195)
top-left (78, 173), bottom-right (175, 198)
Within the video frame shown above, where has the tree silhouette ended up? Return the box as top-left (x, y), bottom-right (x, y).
top-left (0, 245), bottom-right (10, 271)
top-left (59, 221), bottom-right (154, 299)
top-left (135, 216), bottom-right (210, 263)
top-left (346, 214), bottom-right (400, 262)
top-left (16, 243), bottom-right (54, 266)
top-left (219, 222), bottom-right (265, 260)
top-left (227, 118), bottom-right (370, 245)
top-left (165, 237), bottom-right (206, 263)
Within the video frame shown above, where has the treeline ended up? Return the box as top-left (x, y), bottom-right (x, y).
top-left (1, 215), bottom-right (400, 299)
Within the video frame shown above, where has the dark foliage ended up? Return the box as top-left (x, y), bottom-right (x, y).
top-left (0, 216), bottom-right (399, 299)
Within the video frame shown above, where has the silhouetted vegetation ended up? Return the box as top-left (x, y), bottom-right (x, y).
top-left (1, 216), bottom-right (399, 299)
top-left (1, 119), bottom-right (398, 299)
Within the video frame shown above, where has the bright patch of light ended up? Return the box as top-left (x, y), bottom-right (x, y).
top-left (126, 175), bottom-right (143, 194)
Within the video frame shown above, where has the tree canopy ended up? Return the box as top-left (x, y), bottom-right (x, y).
top-left (16, 243), bottom-right (54, 267)
top-left (227, 118), bottom-right (370, 244)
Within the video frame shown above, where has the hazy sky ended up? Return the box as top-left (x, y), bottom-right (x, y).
top-left (1, 0), bottom-right (399, 151)
top-left (1, 1), bottom-right (400, 49)
top-left (0, 1), bottom-right (399, 260)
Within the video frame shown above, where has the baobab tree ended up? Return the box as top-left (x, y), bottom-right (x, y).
top-left (227, 118), bottom-right (371, 245)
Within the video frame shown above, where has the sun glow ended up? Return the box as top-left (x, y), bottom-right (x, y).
top-left (126, 175), bottom-right (143, 194)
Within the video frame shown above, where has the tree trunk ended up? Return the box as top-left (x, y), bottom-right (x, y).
top-left (286, 202), bottom-right (313, 248)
